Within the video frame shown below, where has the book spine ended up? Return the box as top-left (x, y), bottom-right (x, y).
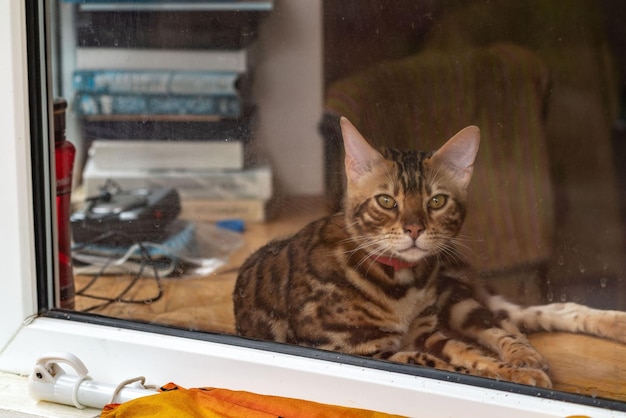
top-left (88, 140), bottom-right (244, 171)
top-left (83, 161), bottom-right (272, 200)
top-left (73, 70), bottom-right (241, 96)
top-left (180, 198), bottom-right (267, 223)
top-left (75, 47), bottom-right (249, 72)
top-left (74, 93), bottom-right (241, 117)
top-left (63, 0), bottom-right (238, 3)
top-left (80, 107), bottom-right (257, 140)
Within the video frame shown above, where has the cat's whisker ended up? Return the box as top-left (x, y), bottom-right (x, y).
top-left (435, 248), bottom-right (460, 266)
top-left (431, 240), bottom-right (464, 265)
top-left (355, 254), bottom-right (377, 272)
top-left (340, 237), bottom-right (390, 263)
top-left (336, 226), bottom-right (376, 245)
top-left (343, 237), bottom-right (386, 253)
top-left (367, 245), bottom-right (395, 260)
top-left (351, 236), bottom-right (396, 264)
top-left (448, 237), bottom-right (478, 259)
top-left (346, 240), bottom-right (389, 271)
top-left (337, 235), bottom-right (365, 246)
top-left (325, 233), bottom-right (381, 258)
top-left (447, 236), bottom-right (473, 250)
top-left (451, 233), bottom-right (478, 243)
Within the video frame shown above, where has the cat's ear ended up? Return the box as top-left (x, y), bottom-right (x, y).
top-left (341, 117), bottom-right (384, 180)
top-left (431, 126), bottom-right (480, 190)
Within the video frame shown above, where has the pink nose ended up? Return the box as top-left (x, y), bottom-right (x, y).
top-left (403, 223), bottom-right (424, 240)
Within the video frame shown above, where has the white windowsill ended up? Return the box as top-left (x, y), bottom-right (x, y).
top-left (1, 317), bottom-right (623, 418)
top-left (0, 372), bottom-right (100, 418)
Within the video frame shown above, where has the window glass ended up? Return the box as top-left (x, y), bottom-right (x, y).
top-left (38, 0), bottom-right (626, 410)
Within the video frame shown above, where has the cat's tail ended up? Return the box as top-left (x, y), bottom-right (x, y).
top-left (486, 295), bottom-right (626, 344)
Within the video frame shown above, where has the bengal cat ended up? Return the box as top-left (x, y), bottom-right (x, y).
top-left (233, 117), bottom-right (626, 387)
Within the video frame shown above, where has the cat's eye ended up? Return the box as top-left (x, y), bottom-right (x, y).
top-left (428, 194), bottom-right (448, 210)
top-left (376, 194), bottom-right (397, 209)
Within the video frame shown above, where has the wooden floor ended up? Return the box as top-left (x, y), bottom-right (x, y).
top-left (74, 196), bottom-right (626, 404)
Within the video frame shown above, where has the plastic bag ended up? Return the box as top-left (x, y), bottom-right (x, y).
top-left (72, 220), bottom-right (242, 279)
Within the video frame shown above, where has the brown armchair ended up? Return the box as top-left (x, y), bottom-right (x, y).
top-left (321, 0), bottom-right (625, 308)
top-left (423, 0), bottom-right (625, 307)
top-left (321, 43), bottom-right (554, 301)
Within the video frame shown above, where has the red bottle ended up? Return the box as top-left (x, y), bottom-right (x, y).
top-left (54, 98), bottom-right (76, 309)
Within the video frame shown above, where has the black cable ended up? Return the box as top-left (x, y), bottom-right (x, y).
top-left (75, 237), bottom-right (164, 313)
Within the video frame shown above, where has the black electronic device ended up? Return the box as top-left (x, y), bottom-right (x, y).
top-left (71, 185), bottom-right (181, 246)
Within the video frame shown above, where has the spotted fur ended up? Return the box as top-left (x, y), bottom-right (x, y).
top-left (233, 117), bottom-right (626, 387)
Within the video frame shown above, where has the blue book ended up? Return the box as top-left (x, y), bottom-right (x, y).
top-left (63, 0), bottom-right (237, 3)
top-left (80, 106), bottom-right (257, 140)
top-left (74, 92), bottom-right (242, 117)
top-left (73, 70), bottom-right (241, 96)
top-left (75, 47), bottom-right (251, 72)
top-left (62, 0), bottom-right (274, 13)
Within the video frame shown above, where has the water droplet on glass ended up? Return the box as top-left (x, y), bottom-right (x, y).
top-left (546, 292), bottom-right (553, 302)
top-left (560, 293), bottom-right (567, 302)
top-left (557, 255), bottom-right (564, 266)
top-left (600, 277), bottom-right (608, 288)
top-left (578, 263), bottom-right (585, 274)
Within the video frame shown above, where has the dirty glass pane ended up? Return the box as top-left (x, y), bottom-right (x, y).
top-left (42, 0), bottom-right (626, 407)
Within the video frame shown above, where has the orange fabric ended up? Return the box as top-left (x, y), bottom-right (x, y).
top-left (101, 383), bottom-right (405, 418)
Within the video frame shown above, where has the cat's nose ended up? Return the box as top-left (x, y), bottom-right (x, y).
top-left (403, 223), bottom-right (424, 240)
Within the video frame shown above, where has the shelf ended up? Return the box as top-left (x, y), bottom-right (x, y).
top-left (81, 114), bottom-right (225, 122)
top-left (74, 1), bottom-right (273, 12)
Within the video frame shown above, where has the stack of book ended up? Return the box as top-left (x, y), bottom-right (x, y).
top-left (69, 1), bottom-right (274, 222)
top-left (83, 140), bottom-right (272, 222)
top-left (72, 50), bottom-right (248, 119)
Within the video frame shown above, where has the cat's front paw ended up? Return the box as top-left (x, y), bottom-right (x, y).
top-left (502, 342), bottom-right (549, 371)
top-left (507, 367), bottom-right (552, 388)
top-left (475, 364), bottom-right (552, 388)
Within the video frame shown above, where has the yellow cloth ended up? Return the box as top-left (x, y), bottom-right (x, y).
top-left (101, 383), bottom-right (405, 418)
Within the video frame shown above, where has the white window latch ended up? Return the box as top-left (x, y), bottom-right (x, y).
top-left (29, 352), bottom-right (157, 409)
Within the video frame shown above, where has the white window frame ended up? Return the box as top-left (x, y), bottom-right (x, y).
top-left (0, 2), bottom-right (624, 416)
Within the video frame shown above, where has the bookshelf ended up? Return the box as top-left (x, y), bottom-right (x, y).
top-left (57, 1), bottom-right (324, 198)
top-left (58, 0), bottom-right (275, 222)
